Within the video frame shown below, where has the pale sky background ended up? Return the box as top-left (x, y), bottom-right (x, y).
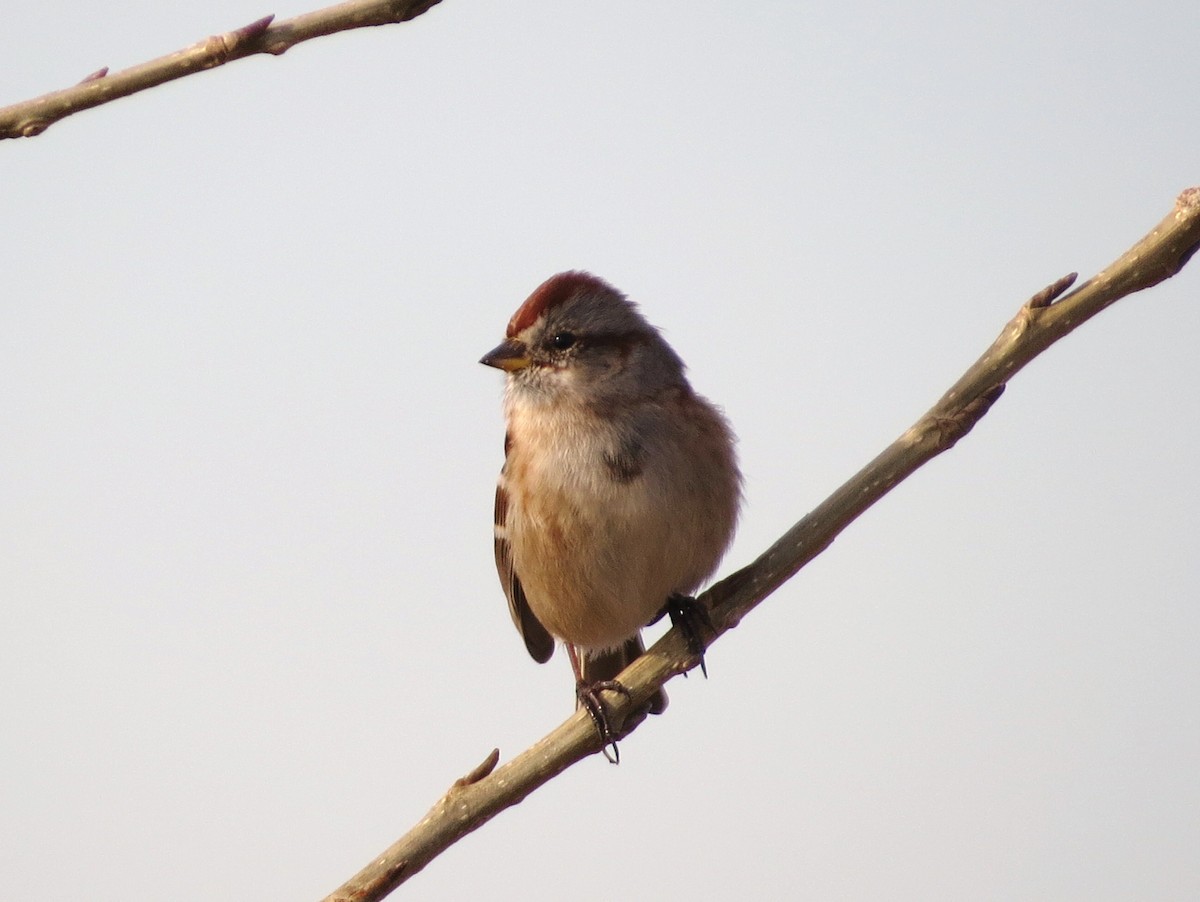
top-left (2, 2), bottom-right (1198, 900)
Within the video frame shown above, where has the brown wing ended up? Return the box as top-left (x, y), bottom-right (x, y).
top-left (494, 443), bottom-right (554, 664)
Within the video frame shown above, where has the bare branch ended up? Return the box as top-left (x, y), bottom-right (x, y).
top-left (321, 188), bottom-right (1200, 900)
top-left (0, 0), bottom-right (443, 140)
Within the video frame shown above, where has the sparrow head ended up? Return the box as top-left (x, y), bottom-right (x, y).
top-left (480, 271), bottom-right (686, 406)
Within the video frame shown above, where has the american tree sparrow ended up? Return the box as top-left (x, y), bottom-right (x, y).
top-left (481, 272), bottom-right (741, 758)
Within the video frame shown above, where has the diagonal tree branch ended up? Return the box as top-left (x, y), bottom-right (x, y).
top-left (0, 0), bottom-right (444, 140)
top-left (320, 187), bottom-right (1200, 901)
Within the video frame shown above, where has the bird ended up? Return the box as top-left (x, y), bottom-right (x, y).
top-left (481, 271), bottom-right (741, 758)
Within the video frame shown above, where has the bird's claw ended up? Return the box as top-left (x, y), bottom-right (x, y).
top-left (663, 593), bottom-right (712, 678)
top-left (576, 679), bottom-right (631, 764)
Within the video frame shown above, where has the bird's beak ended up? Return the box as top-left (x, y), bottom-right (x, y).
top-left (480, 339), bottom-right (532, 372)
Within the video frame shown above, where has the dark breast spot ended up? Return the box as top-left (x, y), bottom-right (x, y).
top-left (602, 437), bottom-right (644, 483)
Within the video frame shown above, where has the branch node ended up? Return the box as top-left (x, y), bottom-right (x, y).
top-left (239, 13), bottom-right (277, 41)
top-left (453, 748), bottom-right (500, 788)
top-left (78, 67), bottom-right (109, 84)
top-left (932, 383), bottom-right (1005, 449)
top-left (210, 14), bottom-right (276, 60)
top-left (1025, 272), bottom-right (1078, 309)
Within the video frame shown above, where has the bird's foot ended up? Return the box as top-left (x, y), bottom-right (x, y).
top-left (576, 679), bottom-right (632, 764)
top-left (661, 593), bottom-right (712, 678)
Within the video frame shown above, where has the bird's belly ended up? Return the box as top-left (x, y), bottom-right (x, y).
top-left (512, 487), bottom-right (689, 651)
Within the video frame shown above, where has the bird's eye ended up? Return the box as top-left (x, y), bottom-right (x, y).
top-left (549, 332), bottom-right (577, 351)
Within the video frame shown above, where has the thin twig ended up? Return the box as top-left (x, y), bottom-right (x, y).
top-left (321, 188), bottom-right (1200, 901)
top-left (0, 0), bottom-right (443, 140)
